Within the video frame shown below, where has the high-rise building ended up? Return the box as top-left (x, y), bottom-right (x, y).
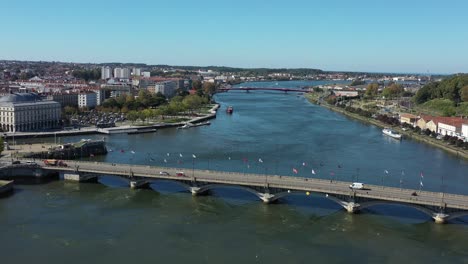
top-left (132, 68), bottom-right (141, 76)
top-left (101, 66), bottom-right (112, 80)
top-left (114, 68), bottom-right (131, 79)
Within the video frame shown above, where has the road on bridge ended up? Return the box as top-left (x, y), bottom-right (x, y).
top-left (41, 160), bottom-right (468, 211)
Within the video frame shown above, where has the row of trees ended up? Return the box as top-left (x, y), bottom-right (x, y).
top-left (364, 82), bottom-right (406, 98)
top-left (125, 94), bottom-right (209, 123)
top-left (100, 90), bottom-right (167, 112)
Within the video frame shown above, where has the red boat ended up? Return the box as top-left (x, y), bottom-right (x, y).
top-left (226, 106), bottom-right (233, 114)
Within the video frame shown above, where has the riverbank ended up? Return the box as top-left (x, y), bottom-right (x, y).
top-left (4, 104), bottom-right (220, 139)
top-left (305, 94), bottom-right (468, 160)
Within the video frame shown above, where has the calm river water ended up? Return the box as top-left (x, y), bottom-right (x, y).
top-left (1, 81), bottom-right (467, 263)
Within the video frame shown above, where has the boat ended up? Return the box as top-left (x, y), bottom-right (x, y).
top-left (177, 121), bottom-right (210, 129)
top-left (382, 128), bottom-right (402, 140)
top-left (226, 106), bottom-right (233, 114)
top-left (127, 128), bottom-right (157, 135)
top-left (177, 123), bottom-right (194, 129)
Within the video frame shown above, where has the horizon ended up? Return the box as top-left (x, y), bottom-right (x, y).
top-left (1, 0), bottom-right (468, 74)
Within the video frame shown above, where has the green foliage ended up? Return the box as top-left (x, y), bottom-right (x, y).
top-left (350, 79), bottom-right (366, 86)
top-left (419, 99), bottom-right (457, 116)
top-left (382, 83), bottom-right (404, 98)
top-left (461, 85), bottom-right (468, 102)
top-left (365, 83), bottom-right (379, 97)
top-left (414, 74), bottom-right (468, 104)
top-left (192, 80), bottom-right (202, 90)
top-left (72, 68), bottom-right (101, 81)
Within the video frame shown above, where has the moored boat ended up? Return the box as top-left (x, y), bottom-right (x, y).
top-left (226, 106), bottom-right (233, 114)
top-left (382, 128), bottom-right (402, 140)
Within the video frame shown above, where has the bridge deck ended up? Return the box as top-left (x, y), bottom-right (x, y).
top-left (42, 161), bottom-right (468, 210)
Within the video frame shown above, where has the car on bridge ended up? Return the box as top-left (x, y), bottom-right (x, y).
top-left (349, 182), bottom-right (365, 190)
top-left (159, 171), bottom-right (170, 176)
top-left (176, 171), bottom-right (186, 177)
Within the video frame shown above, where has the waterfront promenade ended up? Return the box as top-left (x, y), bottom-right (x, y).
top-left (36, 160), bottom-right (468, 224)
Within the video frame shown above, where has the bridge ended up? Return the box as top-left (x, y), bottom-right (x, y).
top-left (32, 160), bottom-right (468, 224)
top-left (218, 87), bottom-right (311, 93)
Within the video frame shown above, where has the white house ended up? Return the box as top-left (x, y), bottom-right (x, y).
top-left (462, 123), bottom-right (468, 140)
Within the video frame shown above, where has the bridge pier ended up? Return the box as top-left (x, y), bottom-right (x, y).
top-left (259, 193), bottom-right (275, 204)
top-left (63, 173), bottom-right (98, 183)
top-left (344, 202), bottom-right (360, 213)
top-left (433, 213), bottom-right (449, 224)
top-left (130, 180), bottom-right (151, 189)
top-left (190, 187), bottom-right (201, 196)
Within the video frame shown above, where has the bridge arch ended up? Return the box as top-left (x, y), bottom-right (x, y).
top-left (130, 178), bottom-right (193, 191)
top-left (196, 184), bottom-right (266, 200)
top-left (445, 211), bottom-right (468, 222)
top-left (358, 200), bottom-right (437, 218)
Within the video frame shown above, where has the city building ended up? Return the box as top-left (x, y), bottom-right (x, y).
top-left (142, 71), bottom-right (151, 78)
top-left (101, 66), bottom-right (112, 80)
top-left (100, 84), bottom-right (132, 98)
top-left (46, 93), bottom-right (79, 107)
top-left (153, 81), bottom-right (176, 97)
top-left (132, 68), bottom-right (141, 76)
top-left (114, 68), bottom-right (131, 79)
top-left (78, 92), bottom-right (97, 108)
top-left (0, 93), bottom-right (61, 132)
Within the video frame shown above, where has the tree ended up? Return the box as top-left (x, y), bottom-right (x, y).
top-left (192, 80), bottom-right (202, 90)
top-left (183, 94), bottom-right (203, 114)
top-left (203, 82), bottom-right (216, 95)
top-left (365, 83), bottom-right (379, 97)
top-left (350, 79), bottom-right (366, 86)
top-left (382, 83), bottom-right (404, 98)
top-left (126, 111), bottom-right (139, 124)
top-left (460, 85), bottom-right (468, 102)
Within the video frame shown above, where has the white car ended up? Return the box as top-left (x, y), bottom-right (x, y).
top-left (349, 182), bottom-right (365, 190)
top-left (159, 171), bottom-right (170, 176)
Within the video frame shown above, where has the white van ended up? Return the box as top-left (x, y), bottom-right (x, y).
top-left (349, 182), bottom-right (364, 190)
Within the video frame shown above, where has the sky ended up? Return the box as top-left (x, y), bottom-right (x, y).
top-left (1, 0), bottom-right (467, 73)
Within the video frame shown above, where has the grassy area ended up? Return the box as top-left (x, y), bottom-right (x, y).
top-left (414, 99), bottom-right (468, 116)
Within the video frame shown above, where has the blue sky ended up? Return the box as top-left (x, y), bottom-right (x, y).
top-left (1, 0), bottom-right (467, 73)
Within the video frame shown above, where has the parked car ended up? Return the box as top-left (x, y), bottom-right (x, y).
top-left (12, 160), bottom-right (20, 164)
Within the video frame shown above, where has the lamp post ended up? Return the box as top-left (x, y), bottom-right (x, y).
top-left (192, 154), bottom-right (196, 178)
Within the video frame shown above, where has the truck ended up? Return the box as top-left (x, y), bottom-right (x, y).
top-left (43, 159), bottom-right (68, 167)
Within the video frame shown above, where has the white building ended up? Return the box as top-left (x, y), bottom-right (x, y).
top-left (142, 71), bottom-right (151, 78)
top-left (132, 68), bottom-right (141, 76)
top-left (114, 68), bottom-right (131, 79)
top-left (0, 93), bottom-right (61, 132)
top-left (78, 92), bottom-right (97, 108)
top-left (462, 124), bottom-right (468, 140)
top-left (437, 119), bottom-right (464, 137)
top-left (101, 66), bottom-right (112, 80)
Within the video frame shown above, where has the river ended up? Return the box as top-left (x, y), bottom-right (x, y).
top-left (1, 81), bottom-right (467, 263)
